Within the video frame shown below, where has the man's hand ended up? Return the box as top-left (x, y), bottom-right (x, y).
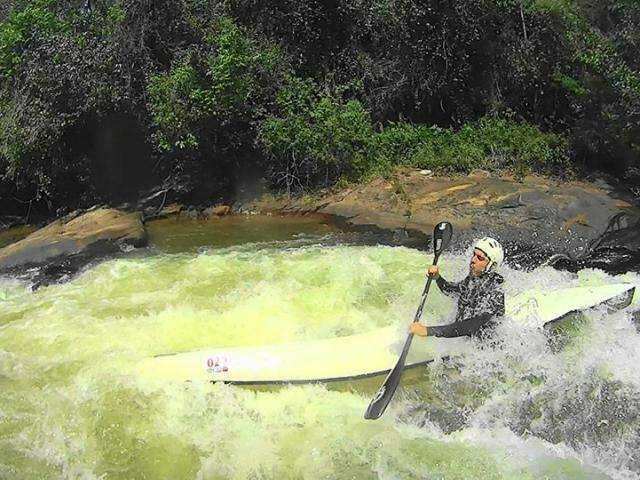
top-left (427, 265), bottom-right (439, 277)
top-left (409, 323), bottom-right (428, 337)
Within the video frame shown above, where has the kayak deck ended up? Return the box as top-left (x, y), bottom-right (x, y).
top-left (136, 283), bottom-right (636, 384)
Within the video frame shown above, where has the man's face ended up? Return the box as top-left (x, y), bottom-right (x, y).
top-left (469, 248), bottom-right (490, 276)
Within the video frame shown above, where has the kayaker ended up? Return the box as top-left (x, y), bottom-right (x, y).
top-left (409, 237), bottom-right (505, 338)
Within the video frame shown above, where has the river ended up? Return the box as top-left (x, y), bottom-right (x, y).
top-left (1, 215), bottom-right (639, 479)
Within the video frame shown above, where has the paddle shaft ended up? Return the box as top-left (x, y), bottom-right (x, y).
top-left (363, 251), bottom-right (444, 419)
top-left (392, 251), bottom-right (442, 372)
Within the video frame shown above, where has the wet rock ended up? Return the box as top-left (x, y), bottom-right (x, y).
top-left (181, 208), bottom-right (200, 220)
top-left (598, 218), bottom-right (640, 251)
top-left (543, 213), bottom-right (640, 273)
top-left (0, 208), bottom-right (147, 282)
top-left (160, 203), bottom-right (183, 217)
top-left (467, 169), bottom-right (491, 178)
top-left (246, 170), bottom-right (640, 264)
top-left (141, 202), bottom-right (184, 221)
top-left (203, 205), bottom-right (232, 218)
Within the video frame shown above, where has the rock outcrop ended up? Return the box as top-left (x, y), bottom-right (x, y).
top-left (0, 208), bottom-right (146, 287)
top-left (249, 170), bottom-right (640, 261)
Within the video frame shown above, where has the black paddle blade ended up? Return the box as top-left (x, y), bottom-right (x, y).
top-left (363, 338), bottom-right (412, 420)
top-left (363, 370), bottom-right (400, 420)
top-left (433, 221), bottom-right (452, 256)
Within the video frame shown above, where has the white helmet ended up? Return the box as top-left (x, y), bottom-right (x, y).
top-left (474, 237), bottom-right (504, 271)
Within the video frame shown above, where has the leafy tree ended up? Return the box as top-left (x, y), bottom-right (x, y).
top-left (0, 0), bottom-right (638, 217)
top-left (147, 17), bottom-right (283, 153)
top-left (0, 0), bottom-right (67, 79)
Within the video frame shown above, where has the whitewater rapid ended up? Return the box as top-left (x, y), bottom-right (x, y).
top-left (1, 237), bottom-right (639, 479)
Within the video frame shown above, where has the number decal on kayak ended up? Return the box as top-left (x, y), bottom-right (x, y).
top-left (206, 355), bottom-right (229, 373)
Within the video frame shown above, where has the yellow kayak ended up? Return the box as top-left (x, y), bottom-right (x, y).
top-left (136, 283), bottom-right (636, 384)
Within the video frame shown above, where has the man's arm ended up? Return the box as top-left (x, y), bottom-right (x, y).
top-left (426, 312), bottom-right (496, 338)
top-left (426, 281), bottom-right (505, 337)
top-left (435, 275), bottom-right (462, 297)
top-left (428, 266), bottom-right (461, 298)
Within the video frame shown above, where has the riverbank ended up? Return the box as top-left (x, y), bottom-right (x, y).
top-left (247, 170), bottom-right (640, 257)
top-left (2, 170), bottom-right (640, 287)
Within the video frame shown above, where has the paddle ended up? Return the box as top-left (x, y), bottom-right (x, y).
top-left (364, 221), bottom-right (453, 420)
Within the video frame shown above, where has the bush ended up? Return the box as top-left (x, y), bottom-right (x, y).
top-left (147, 58), bottom-right (207, 151)
top-left (261, 81), bottom-right (571, 190)
top-left (369, 118), bottom-right (569, 176)
top-left (370, 123), bottom-right (437, 174)
top-left (259, 78), bottom-right (375, 192)
top-left (205, 16), bottom-right (281, 113)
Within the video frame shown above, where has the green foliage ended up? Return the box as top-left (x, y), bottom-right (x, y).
top-left (261, 79), bottom-right (570, 190)
top-left (459, 118), bottom-right (570, 175)
top-left (553, 73), bottom-right (587, 96)
top-left (524, 0), bottom-right (577, 18)
top-left (0, 0), bottom-right (67, 79)
top-left (377, 118), bottom-right (570, 177)
top-left (148, 58), bottom-right (208, 150)
top-left (147, 16), bottom-right (284, 152)
top-left (260, 78), bottom-right (375, 191)
top-left (514, 0), bottom-right (640, 98)
top-left (494, 0), bottom-right (575, 16)
top-left (206, 16), bottom-right (280, 113)
top-left (402, 126), bottom-right (481, 172)
top-left (107, 4), bottom-right (126, 25)
top-left (572, 28), bottom-right (640, 98)
top-left (369, 123), bottom-right (436, 175)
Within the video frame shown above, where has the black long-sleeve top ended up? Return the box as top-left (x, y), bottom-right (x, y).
top-left (427, 272), bottom-right (505, 338)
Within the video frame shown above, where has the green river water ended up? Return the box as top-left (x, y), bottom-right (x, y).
top-left (1, 215), bottom-right (639, 479)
